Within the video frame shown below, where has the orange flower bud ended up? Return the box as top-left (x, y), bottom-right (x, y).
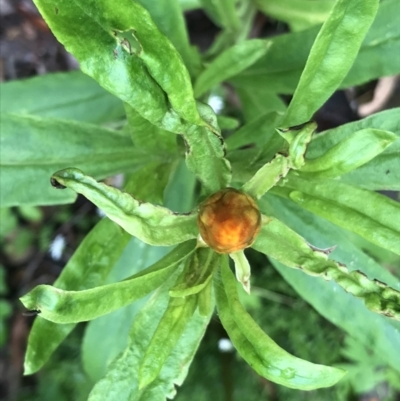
top-left (197, 188), bottom-right (261, 254)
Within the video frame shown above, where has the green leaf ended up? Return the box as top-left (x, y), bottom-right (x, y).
top-left (252, 216), bottom-right (400, 319)
top-left (216, 115), bottom-right (240, 130)
top-left (24, 218), bottom-right (130, 375)
top-left (256, 0), bottom-right (334, 32)
top-left (301, 129), bottom-right (397, 178)
top-left (229, 250), bottom-right (252, 293)
top-left (33, 0), bottom-right (201, 127)
top-left (199, 0), bottom-right (241, 31)
top-left (231, 0), bottom-right (400, 95)
top-left (194, 39), bottom-right (271, 97)
top-left (50, 168), bottom-right (198, 246)
top-left (0, 114), bottom-right (143, 207)
top-left (341, 0), bottom-right (400, 88)
top-left (169, 248), bottom-right (219, 297)
top-left (281, 0), bottom-right (379, 127)
top-left (242, 154), bottom-right (289, 199)
top-left (258, 194), bottom-right (400, 374)
top-left (124, 104), bottom-right (177, 155)
top-left (82, 238), bottom-right (171, 382)
top-left (0, 208), bottom-right (17, 239)
top-left (179, 0), bottom-right (201, 11)
top-left (139, 295), bottom-right (197, 388)
top-left (215, 259), bottom-right (346, 390)
top-left (0, 71), bottom-right (124, 123)
top-left (163, 160), bottom-right (197, 213)
top-left (88, 272), bottom-right (212, 401)
top-left (20, 240), bottom-right (196, 324)
top-left (135, 0), bottom-right (201, 77)
top-left (306, 109), bottom-right (400, 190)
top-left (185, 103), bottom-right (232, 193)
top-left (280, 175), bottom-right (400, 255)
top-left (233, 86), bottom-right (286, 122)
top-left (124, 162), bottom-right (175, 205)
top-left (241, 121), bottom-right (317, 198)
top-left (226, 112), bottom-right (282, 150)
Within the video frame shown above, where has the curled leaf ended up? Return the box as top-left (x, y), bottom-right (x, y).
top-left (253, 219), bottom-right (400, 320)
top-left (215, 259), bottom-right (346, 390)
top-left (20, 241), bottom-right (196, 324)
top-left (51, 168), bottom-right (198, 246)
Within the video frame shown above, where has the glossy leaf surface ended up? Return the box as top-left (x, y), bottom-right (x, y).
top-left (33, 0), bottom-right (200, 127)
top-left (139, 294), bottom-right (197, 388)
top-left (254, 216), bottom-right (400, 319)
top-left (259, 194), bottom-right (400, 374)
top-left (215, 260), bottom-right (346, 390)
top-left (280, 175), bottom-right (400, 255)
top-left (184, 103), bottom-right (232, 193)
top-left (135, 0), bottom-right (200, 77)
top-left (281, 0), bottom-right (379, 127)
top-left (231, 0), bottom-right (399, 95)
top-left (301, 129), bottom-right (397, 178)
top-left (82, 238), bottom-right (171, 382)
top-left (194, 39), bottom-right (271, 97)
top-left (169, 248), bottom-right (219, 297)
top-left (88, 273), bottom-right (212, 401)
top-left (24, 218), bottom-right (130, 375)
top-left (50, 168), bottom-right (198, 245)
top-left (20, 241), bottom-right (196, 323)
top-left (307, 109), bottom-right (400, 190)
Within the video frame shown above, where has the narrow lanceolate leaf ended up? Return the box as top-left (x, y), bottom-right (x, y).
top-left (280, 0), bottom-right (379, 127)
top-left (20, 241), bottom-right (196, 324)
top-left (199, 0), bottom-right (241, 31)
top-left (252, 219), bottom-right (400, 320)
top-left (215, 260), bottom-right (346, 389)
top-left (241, 120), bottom-right (317, 199)
top-left (194, 39), bottom-right (271, 97)
top-left (259, 194), bottom-right (400, 374)
top-left (184, 103), bottom-right (232, 193)
top-left (280, 175), bottom-right (400, 255)
top-left (0, 71), bottom-right (124, 123)
top-left (51, 168), bottom-right (198, 246)
top-left (82, 238), bottom-right (171, 383)
top-left (256, 0), bottom-right (334, 31)
top-left (230, 0), bottom-right (400, 96)
top-left (241, 155), bottom-right (289, 199)
top-left (139, 295), bottom-right (197, 389)
top-left (24, 218), bottom-right (130, 375)
top-left (225, 111), bottom-right (282, 150)
top-left (88, 273), bottom-right (213, 401)
top-left (135, 0), bottom-right (201, 77)
top-left (33, 0), bottom-right (201, 127)
top-left (229, 251), bottom-right (251, 294)
top-left (300, 129), bottom-right (397, 178)
top-left (0, 114), bottom-right (143, 207)
top-left (124, 104), bottom-right (177, 155)
top-left (306, 109), bottom-right (400, 190)
top-left (169, 248), bottom-right (219, 297)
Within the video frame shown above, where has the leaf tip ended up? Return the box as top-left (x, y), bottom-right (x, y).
top-left (50, 176), bottom-right (66, 189)
top-left (138, 368), bottom-right (155, 391)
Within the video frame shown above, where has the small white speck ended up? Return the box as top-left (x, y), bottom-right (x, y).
top-left (218, 338), bottom-right (234, 353)
top-left (49, 234), bottom-right (66, 261)
top-left (96, 208), bottom-right (106, 217)
top-left (208, 95), bottom-right (224, 114)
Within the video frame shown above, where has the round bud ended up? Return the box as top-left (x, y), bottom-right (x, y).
top-left (197, 188), bottom-right (261, 254)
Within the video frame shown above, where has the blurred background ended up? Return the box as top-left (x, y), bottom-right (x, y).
top-left (1, 1), bottom-right (400, 400)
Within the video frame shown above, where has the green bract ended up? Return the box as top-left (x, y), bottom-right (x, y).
top-left (3, 0), bottom-right (398, 399)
